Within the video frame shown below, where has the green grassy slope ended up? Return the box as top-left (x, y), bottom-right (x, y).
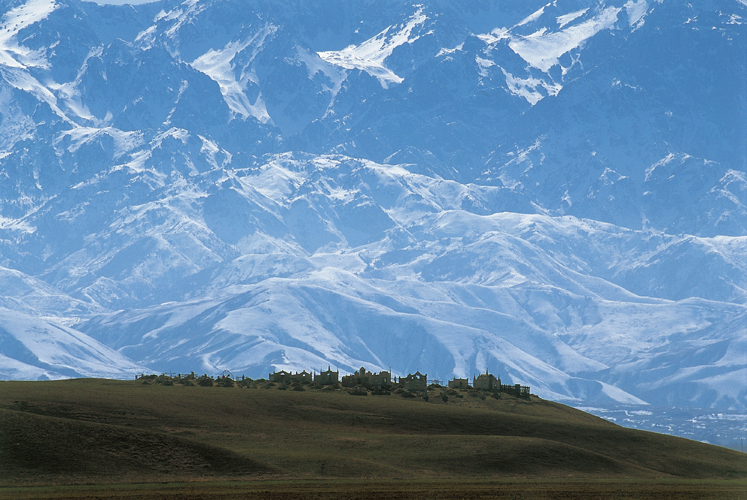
top-left (1, 379), bottom-right (746, 487)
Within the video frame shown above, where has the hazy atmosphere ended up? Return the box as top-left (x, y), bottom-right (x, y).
top-left (0, 0), bottom-right (745, 448)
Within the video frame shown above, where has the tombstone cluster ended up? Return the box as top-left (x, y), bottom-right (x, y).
top-left (134, 368), bottom-right (530, 401)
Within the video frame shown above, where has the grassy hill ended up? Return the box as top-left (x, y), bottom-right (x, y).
top-left (1, 378), bottom-right (746, 498)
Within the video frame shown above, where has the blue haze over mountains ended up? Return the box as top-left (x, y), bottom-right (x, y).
top-left (0, 0), bottom-right (746, 430)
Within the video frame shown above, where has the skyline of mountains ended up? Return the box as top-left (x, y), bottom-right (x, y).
top-left (0, 0), bottom-right (745, 416)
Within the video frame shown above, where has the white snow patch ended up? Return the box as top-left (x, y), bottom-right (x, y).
top-left (291, 46), bottom-right (347, 115)
top-left (436, 42), bottom-right (463, 58)
top-left (135, 0), bottom-right (206, 50)
top-left (624, 0), bottom-right (649, 28)
top-left (501, 68), bottom-right (562, 105)
top-left (0, 67), bottom-right (74, 125)
top-left (508, 6), bottom-right (621, 73)
top-left (190, 26), bottom-right (277, 122)
top-left (644, 152), bottom-right (686, 182)
top-left (476, 28), bottom-right (510, 45)
top-left (517, 5), bottom-right (546, 27)
top-left (600, 381), bottom-right (650, 405)
top-left (0, 216), bottom-right (35, 233)
top-left (55, 127), bottom-right (144, 159)
top-left (475, 56), bottom-right (495, 77)
top-left (317, 6), bottom-right (427, 88)
top-left (0, 0), bottom-right (57, 69)
top-left (557, 8), bottom-right (589, 29)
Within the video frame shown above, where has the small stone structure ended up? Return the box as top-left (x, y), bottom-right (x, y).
top-left (342, 367), bottom-right (391, 389)
top-left (501, 383), bottom-right (531, 399)
top-left (269, 369), bottom-right (312, 384)
top-left (448, 372), bottom-right (531, 399)
top-left (314, 366), bottom-right (339, 385)
top-left (448, 378), bottom-right (469, 389)
top-left (473, 371), bottom-right (500, 391)
top-left (398, 371), bottom-right (427, 392)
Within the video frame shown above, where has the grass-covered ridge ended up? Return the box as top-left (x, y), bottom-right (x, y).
top-left (1, 377), bottom-right (746, 497)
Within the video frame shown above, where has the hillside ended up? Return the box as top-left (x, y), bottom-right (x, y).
top-left (1, 378), bottom-right (746, 495)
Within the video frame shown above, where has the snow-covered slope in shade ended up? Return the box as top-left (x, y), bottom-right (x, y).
top-left (0, 266), bottom-right (103, 317)
top-left (43, 154), bottom-right (738, 409)
top-left (0, 0), bottom-right (58, 69)
top-left (0, 308), bottom-right (145, 379)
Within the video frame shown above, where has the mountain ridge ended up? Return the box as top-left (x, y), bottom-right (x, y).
top-left (0, 0), bottom-right (745, 417)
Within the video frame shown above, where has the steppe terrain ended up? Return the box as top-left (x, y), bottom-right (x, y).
top-left (1, 378), bottom-right (746, 498)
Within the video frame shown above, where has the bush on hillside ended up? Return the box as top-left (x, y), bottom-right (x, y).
top-left (216, 377), bottom-right (234, 387)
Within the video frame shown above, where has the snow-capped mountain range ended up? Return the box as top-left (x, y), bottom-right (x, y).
top-left (0, 0), bottom-right (745, 411)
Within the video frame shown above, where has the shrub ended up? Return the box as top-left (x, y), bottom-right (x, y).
top-left (401, 391), bottom-right (416, 398)
top-left (216, 377), bottom-right (234, 387)
top-left (441, 393), bottom-right (449, 403)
